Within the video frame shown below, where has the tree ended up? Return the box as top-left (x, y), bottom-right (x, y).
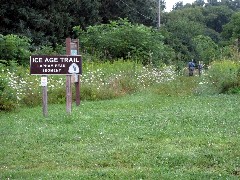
top-left (173, 1), bottom-right (184, 10)
top-left (0, 34), bottom-right (31, 65)
top-left (206, 0), bottom-right (220, 6)
top-left (228, 0), bottom-right (240, 10)
top-left (193, 35), bottom-right (219, 64)
top-left (0, 0), bottom-right (101, 46)
top-left (99, 0), bottom-right (158, 27)
top-left (168, 6), bottom-right (205, 23)
top-left (73, 18), bottom-right (175, 65)
top-left (222, 12), bottom-right (240, 51)
top-left (193, 0), bottom-right (205, 6)
top-left (203, 5), bottom-right (233, 33)
top-left (217, 0), bottom-right (240, 10)
top-left (160, 0), bottom-right (166, 10)
top-left (165, 8), bottom-right (205, 61)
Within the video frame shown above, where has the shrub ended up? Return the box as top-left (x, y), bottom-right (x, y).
top-left (197, 60), bottom-right (240, 94)
top-left (0, 76), bottom-right (18, 111)
top-left (73, 18), bottom-right (175, 65)
top-left (0, 34), bottom-right (31, 66)
top-left (48, 87), bottom-right (66, 104)
top-left (193, 35), bottom-right (219, 64)
top-left (21, 90), bottom-right (42, 107)
top-left (33, 44), bottom-right (65, 55)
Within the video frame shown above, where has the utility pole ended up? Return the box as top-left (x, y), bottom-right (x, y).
top-left (158, 0), bottom-right (161, 29)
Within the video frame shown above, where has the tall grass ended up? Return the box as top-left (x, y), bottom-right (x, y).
top-left (0, 60), bottom-right (176, 110)
top-left (1, 58), bottom-right (240, 111)
top-left (196, 60), bottom-right (240, 95)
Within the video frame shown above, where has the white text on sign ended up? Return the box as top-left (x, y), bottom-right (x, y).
top-left (32, 57), bottom-right (80, 63)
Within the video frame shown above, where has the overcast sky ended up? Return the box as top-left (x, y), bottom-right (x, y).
top-left (165, 0), bottom-right (199, 12)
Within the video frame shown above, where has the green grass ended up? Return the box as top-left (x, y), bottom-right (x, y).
top-left (0, 91), bottom-right (240, 179)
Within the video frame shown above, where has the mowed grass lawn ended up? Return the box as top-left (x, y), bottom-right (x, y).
top-left (0, 91), bottom-right (240, 179)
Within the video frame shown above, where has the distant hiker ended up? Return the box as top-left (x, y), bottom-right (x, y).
top-left (188, 60), bottom-right (195, 76)
top-left (198, 61), bottom-right (203, 76)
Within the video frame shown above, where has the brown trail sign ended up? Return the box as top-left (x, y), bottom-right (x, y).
top-left (30, 38), bottom-right (82, 117)
top-left (30, 55), bottom-right (82, 75)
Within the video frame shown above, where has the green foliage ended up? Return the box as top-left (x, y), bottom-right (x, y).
top-left (203, 5), bottom-right (233, 33)
top-left (169, 6), bottom-right (205, 23)
top-left (80, 85), bottom-right (119, 101)
top-left (0, 63), bottom-right (41, 110)
top-left (153, 76), bottom-right (200, 96)
top-left (222, 12), bottom-right (240, 51)
top-left (193, 35), bottom-right (220, 64)
top-left (74, 18), bottom-right (175, 65)
top-left (0, 60), bottom-right (177, 111)
top-left (0, 72), bottom-right (18, 111)
top-left (0, 34), bottom-right (31, 65)
top-left (1, 0), bottom-right (239, 65)
top-left (48, 88), bottom-right (66, 104)
top-left (100, 0), bottom-right (159, 26)
top-left (222, 0), bottom-right (240, 11)
top-left (33, 44), bottom-right (65, 55)
top-left (193, 0), bottom-right (205, 7)
top-left (165, 3), bottom-right (236, 62)
top-left (165, 13), bottom-right (205, 61)
top-left (198, 60), bottom-right (240, 94)
top-left (0, 0), bottom-right (100, 46)
top-left (20, 90), bottom-right (42, 107)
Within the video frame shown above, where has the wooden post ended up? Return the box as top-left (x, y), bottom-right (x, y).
top-left (42, 75), bottom-right (48, 117)
top-left (75, 74), bottom-right (80, 106)
top-left (66, 38), bottom-right (72, 114)
top-left (66, 75), bottom-right (72, 113)
top-left (72, 39), bottom-right (81, 106)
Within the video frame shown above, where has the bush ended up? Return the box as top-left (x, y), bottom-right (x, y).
top-left (0, 77), bottom-right (18, 111)
top-left (193, 35), bottom-right (219, 65)
top-left (0, 62), bottom-right (18, 111)
top-left (21, 90), bottom-right (42, 107)
top-left (73, 18), bottom-right (175, 65)
top-left (197, 60), bottom-right (240, 94)
top-left (0, 34), bottom-right (31, 66)
top-left (33, 44), bottom-right (65, 55)
top-left (48, 87), bottom-right (66, 104)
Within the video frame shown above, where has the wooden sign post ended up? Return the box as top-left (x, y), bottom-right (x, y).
top-left (65, 38), bottom-right (81, 113)
top-left (66, 38), bottom-right (72, 114)
top-left (70, 39), bottom-right (81, 106)
top-left (30, 40), bottom-right (82, 116)
top-left (41, 75), bottom-right (48, 117)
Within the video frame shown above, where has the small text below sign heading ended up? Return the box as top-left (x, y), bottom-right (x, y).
top-left (30, 55), bottom-right (82, 75)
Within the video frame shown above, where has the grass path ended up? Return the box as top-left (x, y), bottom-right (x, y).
top-left (0, 92), bottom-right (240, 179)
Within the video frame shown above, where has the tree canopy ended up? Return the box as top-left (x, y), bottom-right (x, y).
top-left (0, 0), bottom-right (239, 65)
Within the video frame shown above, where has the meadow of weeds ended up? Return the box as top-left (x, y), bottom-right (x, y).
top-left (0, 60), bottom-right (240, 179)
top-left (0, 60), bottom-right (176, 110)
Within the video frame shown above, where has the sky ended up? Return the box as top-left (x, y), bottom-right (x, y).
top-left (165, 0), bottom-right (198, 12)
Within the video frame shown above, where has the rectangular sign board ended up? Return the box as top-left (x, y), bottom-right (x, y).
top-left (30, 55), bottom-right (82, 75)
